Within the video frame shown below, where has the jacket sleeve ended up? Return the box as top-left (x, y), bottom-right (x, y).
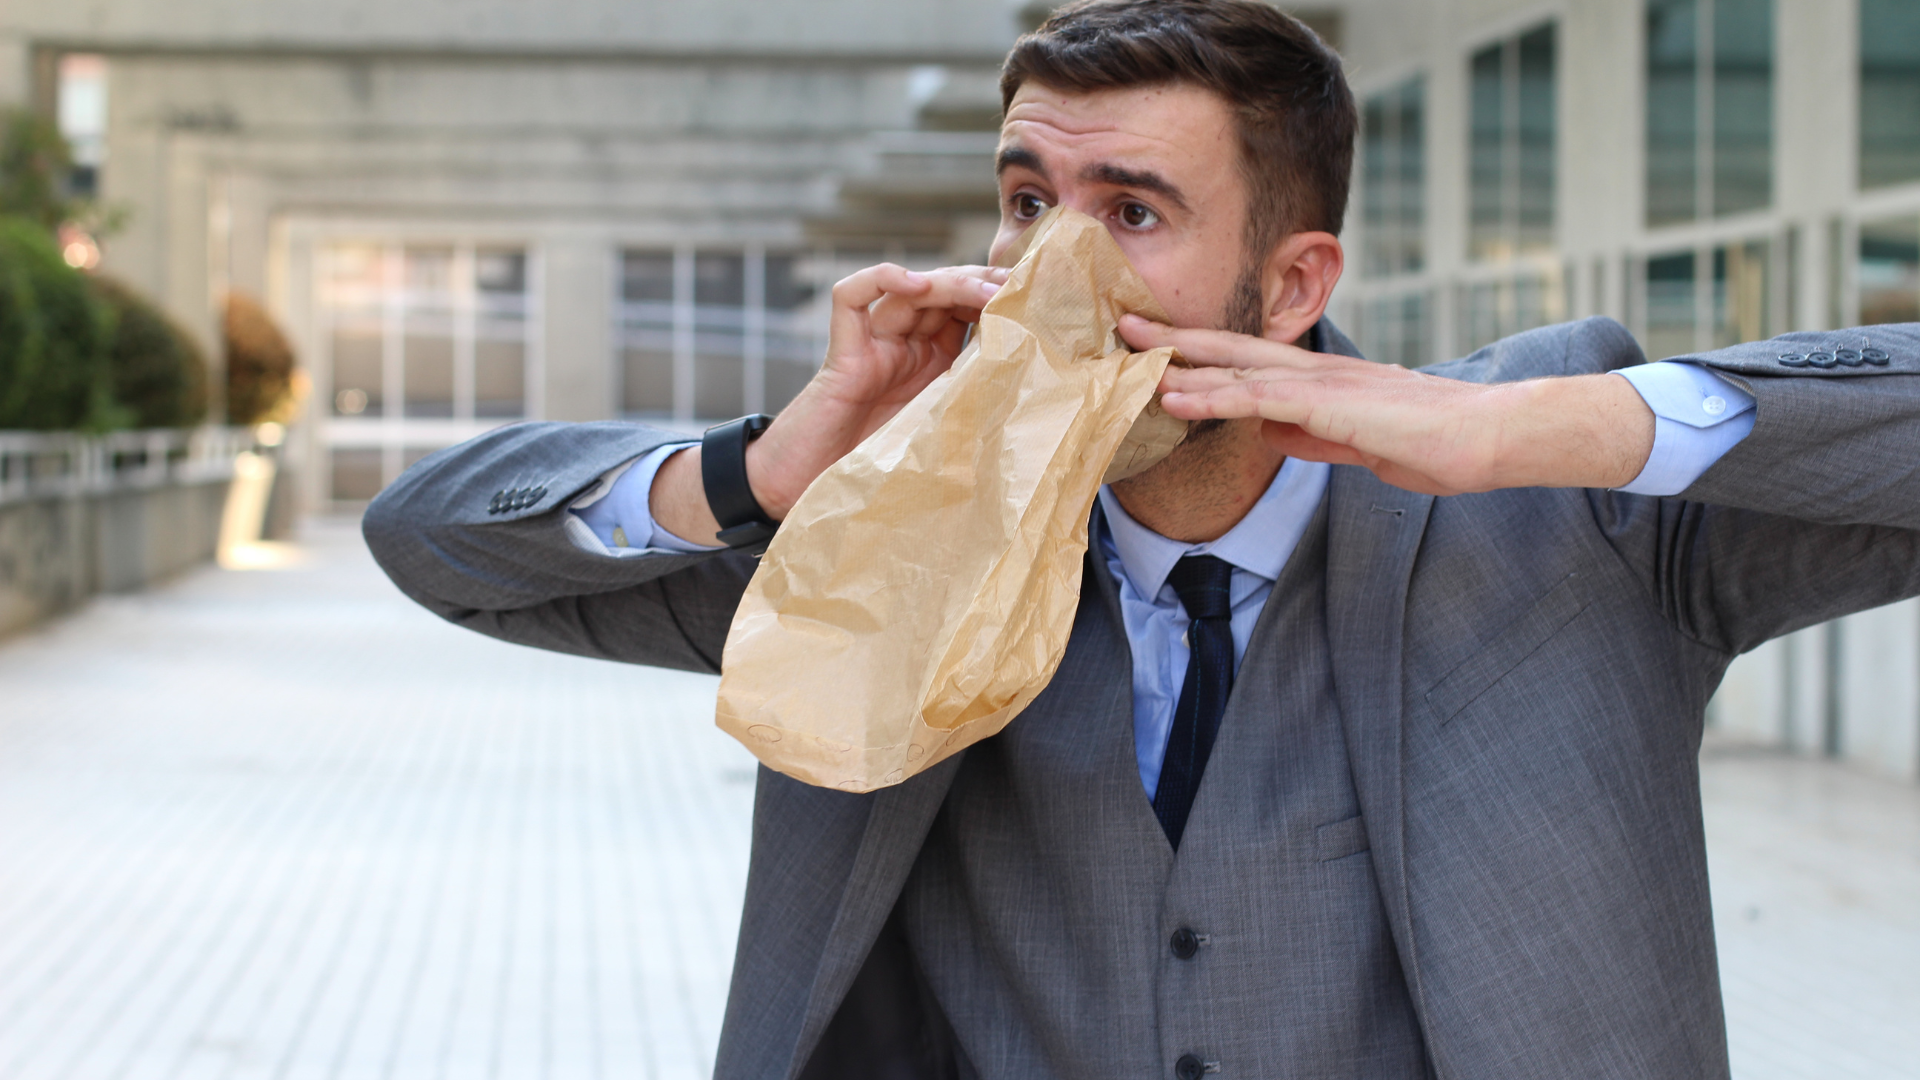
top-left (1577, 322), bottom-right (1920, 655)
top-left (361, 419), bottom-right (758, 674)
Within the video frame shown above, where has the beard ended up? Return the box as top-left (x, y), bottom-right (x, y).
top-left (1176, 258), bottom-right (1268, 450)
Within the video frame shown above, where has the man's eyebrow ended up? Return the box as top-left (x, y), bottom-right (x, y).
top-left (1081, 162), bottom-right (1189, 213)
top-left (996, 145), bottom-right (1046, 178)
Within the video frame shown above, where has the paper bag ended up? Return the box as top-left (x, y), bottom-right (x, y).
top-left (714, 207), bottom-right (1186, 792)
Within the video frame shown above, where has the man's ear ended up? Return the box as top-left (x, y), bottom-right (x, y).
top-left (1259, 231), bottom-right (1344, 344)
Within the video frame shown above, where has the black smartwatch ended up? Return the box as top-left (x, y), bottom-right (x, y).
top-left (701, 413), bottom-right (779, 554)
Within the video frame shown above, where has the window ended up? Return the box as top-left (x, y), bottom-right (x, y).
top-left (1455, 272), bottom-right (1567, 356)
top-left (618, 248), bottom-right (883, 422)
top-left (318, 242), bottom-right (534, 501)
top-left (1361, 77), bottom-right (1426, 278)
top-left (1355, 76), bottom-right (1428, 366)
top-left (1859, 215), bottom-right (1920, 324)
top-left (1861, 0), bottom-right (1920, 190)
top-left (1636, 240), bottom-right (1772, 360)
top-left (1470, 24), bottom-right (1556, 261)
top-left (1360, 293), bottom-right (1431, 369)
top-left (1645, 0), bottom-right (1773, 227)
top-left (56, 54), bottom-right (107, 200)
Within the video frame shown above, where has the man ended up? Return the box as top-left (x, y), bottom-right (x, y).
top-left (364, 2), bottom-right (1920, 1077)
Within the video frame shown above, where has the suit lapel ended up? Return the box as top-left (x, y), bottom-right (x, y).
top-left (1324, 465), bottom-right (1434, 1010)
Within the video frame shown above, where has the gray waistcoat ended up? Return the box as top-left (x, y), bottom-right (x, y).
top-left (894, 505), bottom-right (1428, 1079)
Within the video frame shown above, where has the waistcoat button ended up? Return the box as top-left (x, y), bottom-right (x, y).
top-left (1170, 927), bottom-right (1199, 959)
top-left (1175, 1054), bottom-right (1205, 1080)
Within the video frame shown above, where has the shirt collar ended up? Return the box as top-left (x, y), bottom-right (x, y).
top-left (1096, 456), bottom-right (1331, 601)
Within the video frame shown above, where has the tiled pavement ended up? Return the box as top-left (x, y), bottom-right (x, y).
top-left (0, 518), bottom-right (1915, 1079)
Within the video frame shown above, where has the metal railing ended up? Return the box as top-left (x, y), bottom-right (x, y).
top-left (0, 428), bottom-right (258, 507)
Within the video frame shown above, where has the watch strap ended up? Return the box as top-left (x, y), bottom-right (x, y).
top-left (701, 414), bottom-right (778, 553)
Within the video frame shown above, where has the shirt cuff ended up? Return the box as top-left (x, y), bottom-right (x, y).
top-left (565, 442), bottom-right (721, 557)
top-left (1612, 362), bottom-right (1758, 496)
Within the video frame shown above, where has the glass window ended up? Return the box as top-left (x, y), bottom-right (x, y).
top-left (694, 253), bottom-right (747, 420)
top-left (619, 248), bottom-right (831, 422)
top-left (1646, 0), bottom-right (1699, 225)
top-left (317, 240), bottom-right (534, 501)
top-left (1645, 251), bottom-right (1698, 359)
top-left (474, 249), bottom-right (528, 418)
top-left (619, 250), bottom-right (676, 417)
top-left (1714, 0), bottom-right (1773, 216)
top-left (764, 254), bottom-right (820, 412)
top-left (1645, 0), bottom-right (1772, 226)
top-left (1861, 0), bottom-right (1920, 189)
top-left (403, 247), bottom-right (455, 418)
top-left (1713, 239), bottom-right (1771, 348)
top-left (1640, 240), bottom-right (1772, 361)
top-left (1360, 292), bottom-right (1430, 368)
top-left (1859, 215), bottom-right (1920, 324)
top-left (56, 54), bottom-right (108, 199)
top-left (321, 245), bottom-right (387, 418)
top-left (329, 448), bottom-right (383, 502)
top-left (1469, 24), bottom-right (1556, 261)
top-left (1361, 77), bottom-right (1426, 278)
top-left (1455, 271), bottom-right (1566, 356)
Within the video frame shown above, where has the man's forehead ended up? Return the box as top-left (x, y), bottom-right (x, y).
top-left (997, 82), bottom-right (1233, 167)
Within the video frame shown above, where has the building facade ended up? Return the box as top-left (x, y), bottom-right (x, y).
top-left (1333, 0), bottom-right (1920, 781)
top-left (4, 0), bottom-right (1914, 780)
top-left (1, 0), bottom-right (1029, 509)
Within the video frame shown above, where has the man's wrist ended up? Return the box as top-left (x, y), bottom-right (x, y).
top-left (1491, 376), bottom-right (1654, 491)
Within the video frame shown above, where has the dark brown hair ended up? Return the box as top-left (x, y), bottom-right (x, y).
top-left (1001, 0), bottom-right (1356, 269)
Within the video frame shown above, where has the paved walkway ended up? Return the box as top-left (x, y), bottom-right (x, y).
top-left (0, 518), bottom-right (1915, 1080)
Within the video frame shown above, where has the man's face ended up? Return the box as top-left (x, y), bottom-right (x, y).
top-left (990, 81), bottom-right (1253, 334)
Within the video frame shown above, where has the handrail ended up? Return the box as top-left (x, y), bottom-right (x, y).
top-left (0, 427), bottom-right (260, 507)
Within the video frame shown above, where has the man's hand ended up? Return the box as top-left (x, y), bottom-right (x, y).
top-left (1118, 315), bottom-right (1656, 497)
top-left (651, 264), bottom-right (1007, 545)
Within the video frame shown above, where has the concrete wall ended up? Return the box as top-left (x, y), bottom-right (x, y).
top-left (0, 478), bottom-right (231, 639)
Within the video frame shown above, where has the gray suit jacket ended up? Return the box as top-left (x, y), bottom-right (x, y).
top-left (364, 317), bottom-right (1920, 1079)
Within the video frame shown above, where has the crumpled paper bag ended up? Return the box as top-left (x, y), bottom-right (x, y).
top-left (714, 207), bottom-right (1187, 792)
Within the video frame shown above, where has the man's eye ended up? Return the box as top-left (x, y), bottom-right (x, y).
top-left (1118, 202), bottom-right (1160, 230)
top-left (1012, 193), bottom-right (1049, 220)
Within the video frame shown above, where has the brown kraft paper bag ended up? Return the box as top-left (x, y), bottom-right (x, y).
top-left (713, 207), bottom-right (1187, 791)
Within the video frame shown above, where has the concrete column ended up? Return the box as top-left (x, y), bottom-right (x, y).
top-left (538, 233), bottom-right (614, 422)
top-left (1781, 624), bottom-right (1829, 754)
top-left (0, 35), bottom-right (31, 108)
top-left (1837, 599), bottom-right (1920, 782)
top-left (1711, 636), bottom-right (1787, 743)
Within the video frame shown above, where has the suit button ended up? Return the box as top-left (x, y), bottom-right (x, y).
top-left (1170, 927), bottom-right (1199, 960)
top-left (1807, 351), bottom-right (1837, 368)
top-left (1175, 1054), bottom-right (1205, 1080)
top-left (1863, 348), bottom-right (1891, 365)
top-left (1836, 348), bottom-right (1863, 367)
top-left (1777, 353), bottom-right (1808, 367)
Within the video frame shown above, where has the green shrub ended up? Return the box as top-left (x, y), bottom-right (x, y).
top-left (0, 111), bottom-right (75, 233)
top-left (93, 277), bottom-right (208, 428)
top-left (0, 215), bottom-right (112, 430)
top-left (223, 291), bottom-right (296, 425)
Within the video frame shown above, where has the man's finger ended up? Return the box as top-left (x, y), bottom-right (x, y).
top-left (1119, 314), bottom-right (1318, 371)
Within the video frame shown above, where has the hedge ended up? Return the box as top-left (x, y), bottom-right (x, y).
top-left (0, 214), bottom-right (213, 430)
top-left (0, 216), bottom-right (112, 430)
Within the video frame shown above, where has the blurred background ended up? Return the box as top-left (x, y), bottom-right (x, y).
top-left (0, 1), bottom-right (1915, 1078)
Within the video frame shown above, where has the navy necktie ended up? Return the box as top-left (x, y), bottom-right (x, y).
top-left (1154, 554), bottom-right (1236, 849)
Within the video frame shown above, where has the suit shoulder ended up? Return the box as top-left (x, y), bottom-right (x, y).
top-left (1417, 317), bottom-right (1646, 385)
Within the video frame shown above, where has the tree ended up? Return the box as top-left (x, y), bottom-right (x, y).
top-left (0, 216), bottom-right (113, 430)
top-left (96, 276), bottom-right (209, 428)
top-left (223, 292), bottom-right (297, 426)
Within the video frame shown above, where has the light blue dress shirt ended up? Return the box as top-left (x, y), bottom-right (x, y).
top-left (569, 362), bottom-right (1757, 797)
